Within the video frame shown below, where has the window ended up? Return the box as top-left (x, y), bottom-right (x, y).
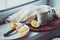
top-left (0, 0), bottom-right (36, 10)
top-left (0, 0), bottom-right (7, 10)
top-left (6, 0), bottom-right (34, 8)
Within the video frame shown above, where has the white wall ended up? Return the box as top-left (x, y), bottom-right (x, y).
top-left (49, 0), bottom-right (60, 7)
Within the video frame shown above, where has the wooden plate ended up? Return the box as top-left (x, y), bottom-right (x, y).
top-left (28, 17), bottom-right (60, 32)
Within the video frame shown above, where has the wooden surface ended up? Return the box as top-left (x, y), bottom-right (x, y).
top-left (29, 17), bottom-right (60, 31)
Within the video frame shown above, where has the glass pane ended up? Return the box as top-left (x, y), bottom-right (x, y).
top-left (0, 0), bottom-right (35, 10)
top-left (0, 0), bottom-right (7, 10)
top-left (7, 0), bottom-right (34, 8)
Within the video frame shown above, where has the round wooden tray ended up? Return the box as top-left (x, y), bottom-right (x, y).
top-left (28, 18), bottom-right (60, 32)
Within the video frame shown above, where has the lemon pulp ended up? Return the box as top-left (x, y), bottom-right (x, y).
top-left (31, 20), bottom-right (40, 28)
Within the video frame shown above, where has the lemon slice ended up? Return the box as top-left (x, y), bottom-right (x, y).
top-left (31, 20), bottom-right (40, 28)
top-left (16, 25), bottom-right (29, 36)
top-left (10, 23), bottom-right (17, 29)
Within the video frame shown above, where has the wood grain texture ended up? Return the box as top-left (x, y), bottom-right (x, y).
top-left (29, 17), bottom-right (60, 31)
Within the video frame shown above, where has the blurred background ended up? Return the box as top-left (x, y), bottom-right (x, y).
top-left (0, 0), bottom-right (60, 40)
top-left (0, 0), bottom-right (47, 24)
top-left (0, 0), bottom-right (60, 24)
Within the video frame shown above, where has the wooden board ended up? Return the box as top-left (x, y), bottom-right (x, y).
top-left (28, 17), bottom-right (60, 32)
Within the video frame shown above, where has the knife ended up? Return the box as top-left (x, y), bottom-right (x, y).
top-left (4, 23), bottom-right (24, 37)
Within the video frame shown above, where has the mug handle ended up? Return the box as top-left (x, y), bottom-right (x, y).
top-left (48, 8), bottom-right (58, 20)
top-left (47, 8), bottom-right (55, 20)
top-left (48, 8), bottom-right (54, 17)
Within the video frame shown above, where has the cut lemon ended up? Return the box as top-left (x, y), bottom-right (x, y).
top-left (10, 23), bottom-right (17, 29)
top-left (16, 25), bottom-right (28, 34)
top-left (31, 20), bottom-right (40, 28)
